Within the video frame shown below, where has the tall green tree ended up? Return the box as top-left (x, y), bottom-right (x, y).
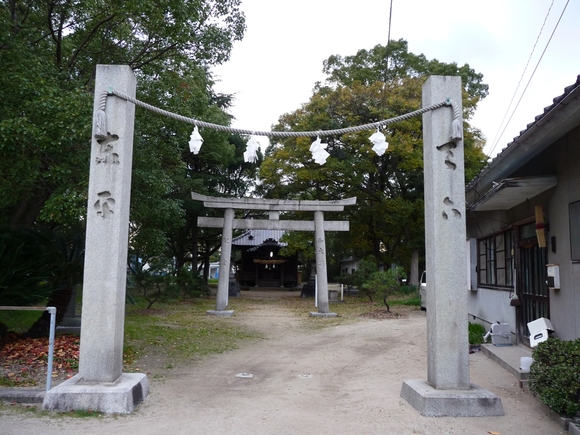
top-left (259, 40), bottom-right (488, 278)
top-left (0, 1), bottom-right (252, 312)
top-left (0, 0), bottom-right (246, 230)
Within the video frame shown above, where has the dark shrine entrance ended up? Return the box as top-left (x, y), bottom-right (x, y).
top-left (233, 230), bottom-right (300, 288)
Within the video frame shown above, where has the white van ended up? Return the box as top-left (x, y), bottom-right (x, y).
top-left (419, 271), bottom-right (426, 310)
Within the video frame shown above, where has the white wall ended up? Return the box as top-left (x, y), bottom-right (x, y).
top-left (468, 287), bottom-right (517, 341)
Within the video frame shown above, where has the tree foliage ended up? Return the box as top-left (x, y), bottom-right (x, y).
top-left (1, 1), bottom-right (256, 310)
top-left (1, 0), bottom-right (246, 231)
top-left (362, 266), bottom-right (405, 312)
top-left (259, 40), bottom-right (488, 274)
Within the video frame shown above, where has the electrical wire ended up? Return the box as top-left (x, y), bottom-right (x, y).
top-left (385, 0), bottom-right (393, 79)
top-left (488, 0), bottom-right (554, 154)
top-left (487, 0), bottom-right (569, 157)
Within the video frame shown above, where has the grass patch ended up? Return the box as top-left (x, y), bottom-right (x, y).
top-left (468, 322), bottom-right (486, 345)
top-left (123, 297), bottom-right (261, 370)
top-left (390, 296), bottom-right (421, 306)
top-left (0, 310), bottom-right (43, 334)
top-left (62, 409), bottom-right (106, 418)
top-left (267, 294), bottom-right (419, 329)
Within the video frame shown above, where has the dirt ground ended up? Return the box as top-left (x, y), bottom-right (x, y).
top-left (0, 292), bottom-right (565, 435)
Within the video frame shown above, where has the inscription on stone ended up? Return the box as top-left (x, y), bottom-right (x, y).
top-left (94, 191), bottom-right (115, 219)
top-left (96, 133), bottom-right (120, 165)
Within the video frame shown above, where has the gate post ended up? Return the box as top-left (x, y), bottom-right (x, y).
top-left (310, 211), bottom-right (337, 317)
top-left (43, 65), bottom-right (148, 414)
top-left (400, 76), bottom-right (503, 416)
top-left (208, 207), bottom-right (235, 316)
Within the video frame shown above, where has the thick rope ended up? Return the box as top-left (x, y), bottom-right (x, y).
top-left (105, 89), bottom-right (458, 139)
top-left (449, 98), bottom-right (463, 142)
top-left (94, 91), bottom-right (109, 138)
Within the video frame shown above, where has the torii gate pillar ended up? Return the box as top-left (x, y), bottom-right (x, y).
top-left (208, 207), bottom-right (235, 316)
top-left (311, 210), bottom-right (332, 316)
top-left (400, 76), bottom-right (503, 417)
top-left (43, 65), bottom-right (148, 414)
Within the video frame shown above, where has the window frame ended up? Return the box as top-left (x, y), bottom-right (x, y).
top-left (477, 229), bottom-right (514, 288)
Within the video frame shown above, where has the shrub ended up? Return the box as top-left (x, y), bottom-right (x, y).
top-left (528, 337), bottom-right (580, 417)
top-left (468, 323), bottom-right (486, 345)
top-left (361, 266), bottom-right (405, 312)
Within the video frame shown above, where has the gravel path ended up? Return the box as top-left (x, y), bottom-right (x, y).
top-left (0, 297), bottom-right (564, 435)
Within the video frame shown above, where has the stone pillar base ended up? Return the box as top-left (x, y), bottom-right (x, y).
top-left (309, 312), bottom-right (338, 318)
top-left (400, 379), bottom-right (504, 417)
top-left (42, 373), bottom-right (148, 414)
top-left (207, 310), bottom-right (234, 317)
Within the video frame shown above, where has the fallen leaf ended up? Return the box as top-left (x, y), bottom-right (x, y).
top-left (488, 431), bottom-right (501, 435)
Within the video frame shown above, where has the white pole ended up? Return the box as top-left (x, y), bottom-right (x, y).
top-left (315, 273), bottom-right (318, 308)
top-left (46, 307), bottom-right (56, 391)
top-left (341, 283), bottom-right (344, 301)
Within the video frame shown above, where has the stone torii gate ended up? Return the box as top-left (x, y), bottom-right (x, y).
top-left (191, 192), bottom-right (356, 317)
top-left (43, 66), bottom-right (503, 417)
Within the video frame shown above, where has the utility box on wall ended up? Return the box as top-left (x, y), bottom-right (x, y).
top-left (546, 264), bottom-right (560, 290)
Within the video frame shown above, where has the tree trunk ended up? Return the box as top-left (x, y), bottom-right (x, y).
top-left (409, 249), bottom-right (419, 287)
top-left (202, 239), bottom-right (210, 282)
top-left (25, 285), bottom-right (73, 338)
top-left (383, 295), bottom-right (390, 313)
top-left (191, 212), bottom-right (198, 273)
top-left (10, 192), bottom-right (49, 229)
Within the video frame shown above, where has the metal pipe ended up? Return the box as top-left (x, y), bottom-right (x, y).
top-left (46, 307), bottom-right (57, 391)
top-left (0, 306), bottom-right (57, 392)
top-left (315, 274), bottom-right (318, 308)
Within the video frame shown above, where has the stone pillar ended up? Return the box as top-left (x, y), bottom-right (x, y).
top-left (310, 211), bottom-right (336, 317)
top-left (423, 76), bottom-right (470, 390)
top-left (79, 65), bottom-right (136, 383)
top-left (43, 65), bottom-right (148, 414)
top-left (209, 208), bottom-right (234, 316)
top-left (400, 76), bottom-right (503, 416)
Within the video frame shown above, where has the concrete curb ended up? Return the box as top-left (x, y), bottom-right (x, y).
top-left (0, 389), bottom-right (45, 403)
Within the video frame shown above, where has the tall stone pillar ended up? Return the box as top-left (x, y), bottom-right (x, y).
top-left (310, 211), bottom-right (336, 317)
top-left (78, 66), bottom-right (136, 383)
top-left (423, 76), bottom-right (470, 390)
top-left (400, 76), bottom-right (503, 416)
top-left (43, 65), bottom-right (148, 414)
top-left (208, 207), bottom-right (234, 316)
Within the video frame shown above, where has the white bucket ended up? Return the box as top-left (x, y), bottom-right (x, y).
top-left (520, 356), bottom-right (533, 373)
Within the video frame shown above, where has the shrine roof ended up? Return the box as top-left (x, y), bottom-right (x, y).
top-left (232, 229), bottom-right (288, 247)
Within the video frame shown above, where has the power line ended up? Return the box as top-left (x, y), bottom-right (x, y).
top-left (487, 0), bottom-right (569, 157)
top-left (383, 0), bottom-right (394, 87)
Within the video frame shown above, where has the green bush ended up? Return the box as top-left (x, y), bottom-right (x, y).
top-left (361, 266), bottom-right (405, 312)
top-left (468, 323), bottom-right (486, 345)
top-left (528, 337), bottom-right (580, 417)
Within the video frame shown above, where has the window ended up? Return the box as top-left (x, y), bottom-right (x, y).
top-left (570, 200), bottom-right (580, 261)
top-left (477, 229), bottom-right (514, 287)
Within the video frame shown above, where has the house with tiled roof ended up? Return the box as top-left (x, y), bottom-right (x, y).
top-left (232, 229), bottom-right (300, 288)
top-left (465, 75), bottom-right (580, 345)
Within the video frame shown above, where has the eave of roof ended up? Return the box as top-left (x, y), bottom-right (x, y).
top-left (232, 229), bottom-right (287, 247)
top-left (468, 175), bottom-right (557, 212)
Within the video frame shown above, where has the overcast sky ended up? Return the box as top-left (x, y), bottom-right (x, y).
top-left (212, 0), bottom-right (579, 158)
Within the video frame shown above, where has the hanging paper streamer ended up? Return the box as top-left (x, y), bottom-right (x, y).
top-left (369, 129), bottom-right (389, 156)
top-left (310, 136), bottom-right (330, 165)
top-left (188, 125), bottom-right (204, 154)
top-left (244, 136), bottom-right (260, 163)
